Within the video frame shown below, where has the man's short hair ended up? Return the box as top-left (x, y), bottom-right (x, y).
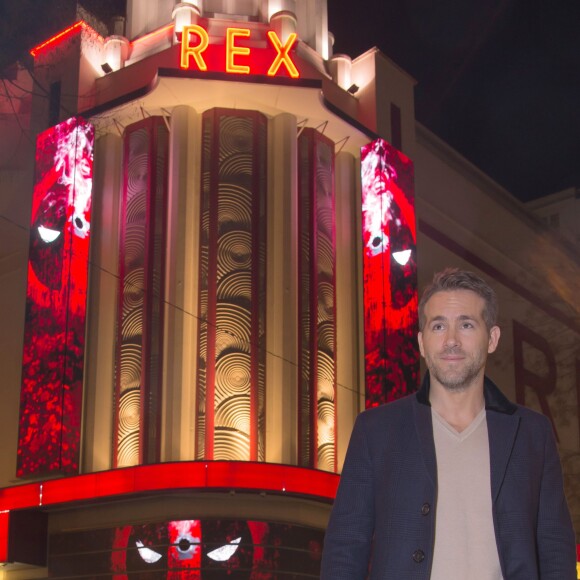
top-left (418, 268), bottom-right (498, 331)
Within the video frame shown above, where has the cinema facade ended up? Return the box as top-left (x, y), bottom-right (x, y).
top-left (0, 0), bottom-right (578, 577)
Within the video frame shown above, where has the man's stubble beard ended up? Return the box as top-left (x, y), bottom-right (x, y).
top-left (425, 348), bottom-right (486, 392)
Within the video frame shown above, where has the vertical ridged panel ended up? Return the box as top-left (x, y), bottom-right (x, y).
top-left (298, 128), bottom-right (337, 472)
top-left (196, 109), bottom-right (267, 461)
top-left (114, 118), bottom-right (168, 467)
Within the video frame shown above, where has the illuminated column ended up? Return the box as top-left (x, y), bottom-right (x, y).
top-left (196, 108), bottom-right (267, 461)
top-left (162, 105), bottom-right (201, 461)
top-left (17, 118), bottom-right (94, 477)
top-left (114, 117), bottom-right (169, 467)
top-left (269, 10), bottom-right (297, 45)
top-left (103, 35), bottom-right (130, 72)
top-left (329, 54), bottom-right (352, 92)
top-left (172, 2), bottom-right (202, 42)
top-left (297, 128), bottom-right (336, 472)
top-left (266, 112), bottom-right (298, 464)
top-left (83, 131), bottom-right (122, 472)
top-left (360, 138), bottom-right (419, 407)
top-left (334, 150), bottom-right (361, 471)
top-left (267, 0), bottom-right (296, 20)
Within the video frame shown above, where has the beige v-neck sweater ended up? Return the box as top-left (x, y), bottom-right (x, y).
top-left (430, 408), bottom-right (504, 580)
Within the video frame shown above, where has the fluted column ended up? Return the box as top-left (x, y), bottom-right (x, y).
top-left (162, 105), bottom-right (201, 461)
top-left (266, 112), bottom-right (298, 464)
top-left (83, 132), bottom-right (122, 472)
top-left (334, 150), bottom-right (362, 471)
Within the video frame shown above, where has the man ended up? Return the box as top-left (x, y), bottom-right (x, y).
top-left (321, 268), bottom-right (576, 579)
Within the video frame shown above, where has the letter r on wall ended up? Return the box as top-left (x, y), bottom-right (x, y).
top-left (513, 320), bottom-right (559, 441)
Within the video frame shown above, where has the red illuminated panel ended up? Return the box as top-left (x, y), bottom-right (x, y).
top-left (360, 138), bottom-right (419, 407)
top-left (17, 117), bottom-right (94, 477)
top-left (0, 463), bottom-right (338, 511)
top-left (49, 518), bottom-right (324, 577)
top-left (0, 512), bottom-right (7, 563)
top-left (0, 462), bottom-right (338, 566)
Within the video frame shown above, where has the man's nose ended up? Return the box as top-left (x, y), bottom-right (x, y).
top-left (444, 329), bottom-right (460, 348)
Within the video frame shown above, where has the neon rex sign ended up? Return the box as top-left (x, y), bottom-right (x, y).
top-left (180, 26), bottom-right (300, 78)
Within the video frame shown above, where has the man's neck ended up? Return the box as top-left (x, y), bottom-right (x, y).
top-left (429, 378), bottom-right (486, 432)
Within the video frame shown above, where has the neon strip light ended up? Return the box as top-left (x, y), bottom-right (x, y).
top-left (131, 23), bottom-right (175, 48)
top-left (0, 462), bottom-right (338, 563)
top-left (30, 21), bottom-right (103, 57)
top-left (0, 511), bottom-right (8, 562)
top-left (0, 462), bottom-right (338, 512)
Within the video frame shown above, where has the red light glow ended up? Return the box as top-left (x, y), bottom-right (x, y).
top-left (17, 117), bottom-right (94, 477)
top-left (0, 512), bottom-right (8, 563)
top-left (131, 23), bottom-right (175, 48)
top-left (0, 463), bottom-right (337, 512)
top-left (30, 21), bottom-right (103, 57)
top-left (180, 25), bottom-right (300, 78)
top-left (0, 462), bottom-right (337, 565)
top-left (360, 138), bottom-right (419, 406)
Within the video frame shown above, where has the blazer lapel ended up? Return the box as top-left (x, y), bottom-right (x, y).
top-left (487, 411), bottom-right (520, 502)
top-left (413, 398), bottom-right (437, 487)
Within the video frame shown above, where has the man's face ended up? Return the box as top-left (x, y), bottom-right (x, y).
top-left (418, 290), bottom-right (500, 392)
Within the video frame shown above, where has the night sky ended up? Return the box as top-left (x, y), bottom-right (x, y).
top-left (2, 0), bottom-right (579, 202)
top-left (328, 0), bottom-right (580, 202)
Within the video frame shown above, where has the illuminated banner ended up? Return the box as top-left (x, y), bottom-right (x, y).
top-left (17, 117), bottom-right (94, 476)
top-left (180, 25), bottom-right (299, 78)
top-left (49, 518), bottom-right (324, 577)
top-left (361, 138), bottom-right (419, 407)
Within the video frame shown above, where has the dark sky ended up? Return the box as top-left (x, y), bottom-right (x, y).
top-left (328, 0), bottom-right (580, 201)
top-left (2, 0), bottom-right (579, 202)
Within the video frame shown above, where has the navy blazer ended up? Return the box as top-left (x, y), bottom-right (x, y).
top-left (321, 374), bottom-right (576, 579)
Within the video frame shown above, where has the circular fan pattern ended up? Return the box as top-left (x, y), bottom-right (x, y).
top-left (217, 184), bottom-right (252, 225)
top-left (215, 394), bottom-right (251, 434)
top-left (317, 283), bottom-right (335, 324)
top-left (119, 342), bottom-right (142, 391)
top-left (217, 230), bottom-right (252, 274)
top-left (219, 116), bottom-right (253, 154)
top-left (220, 153), bottom-right (254, 176)
top-left (215, 303), bottom-right (251, 350)
top-left (117, 387), bottom-right (141, 467)
top-left (317, 324), bottom-right (335, 356)
top-left (317, 441), bottom-right (335, 472)
top-left (317, 235), bottom-right (334, 276)
top-left (215, 351), bottom-right (252, 399)
top-left (117, 430), bottom-right (140, 467)
top-left (127, 150), bottom-right (149, 198)
top-left (123, 223), bottom-right (146, 265)
top-left (120, 307), bottom-right (144, 340)
top-left (214, 428), bottom-right (250, 461)
top-left (216, 271), bottom-right (252, 302)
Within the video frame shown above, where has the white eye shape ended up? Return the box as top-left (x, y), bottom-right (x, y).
top-left (38, 226), bottom-right (61, 243)
top-left (207, 537), bottom-right (242, 562)
top-left (393, 249), bottom-right (412, 266)
top-left (136, 540), bottom-right (162, 564)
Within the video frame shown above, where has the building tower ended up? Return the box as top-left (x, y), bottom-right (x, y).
top-left (0, 0), bottom-right (421, 576)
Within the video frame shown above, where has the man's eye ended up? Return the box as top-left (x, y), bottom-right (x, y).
top-left (136, 540), bottom-right (162, 563)
top-left (207, 537), bottom-right (242, 562)
top-left (432, 324), bottom-right (443, 331)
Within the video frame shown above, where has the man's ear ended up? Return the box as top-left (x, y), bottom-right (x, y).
top-left (488, 325), bottom-right (501, 354)
top-left (418, 331), bottom-right (425, 358)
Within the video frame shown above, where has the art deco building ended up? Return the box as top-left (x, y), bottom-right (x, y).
top-left (0, 1), bottom-right (578, 578)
